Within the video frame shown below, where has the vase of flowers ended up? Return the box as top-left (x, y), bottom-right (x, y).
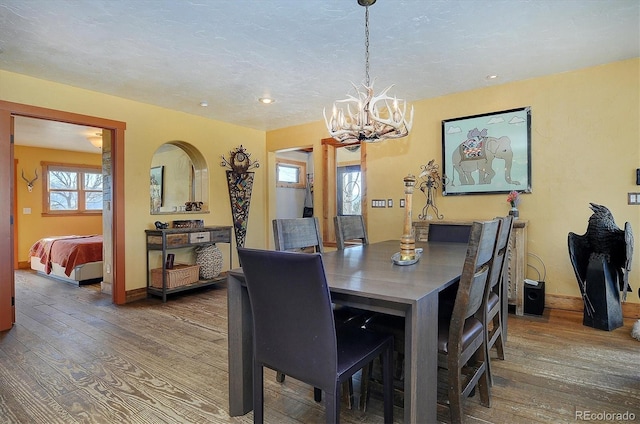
top-left (506, 190), bottom-right (520, 219)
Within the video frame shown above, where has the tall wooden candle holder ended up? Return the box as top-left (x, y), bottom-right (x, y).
top-left (400, 174), bottom-right (417, 261)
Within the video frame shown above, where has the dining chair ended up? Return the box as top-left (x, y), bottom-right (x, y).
top-left (334, 215), bottom-right (369, 250)
top-left (363, 220), bottom-right (472, 403)
top-left (237, 248), bottom-right (394, 424)
top-left (484, 215), bottom-right (513, 385)
top-left (437, 219), bottom-right (499, 423)
top-left (427, 223), bottom-right (472, 243)
top-left (272, 217), bottom-right (367, 406)
top-left (273, 217), bottom-right (324, 253)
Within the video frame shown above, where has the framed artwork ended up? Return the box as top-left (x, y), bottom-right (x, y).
top-left (150, 165), bottom-right (164, 210)
top-left (442, 107), bottom-right (531, 196)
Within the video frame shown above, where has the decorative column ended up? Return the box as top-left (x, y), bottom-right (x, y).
top-left (400, 174), bottom-right (416, 261)
top-left (221, 146), bottom-right (259, 249)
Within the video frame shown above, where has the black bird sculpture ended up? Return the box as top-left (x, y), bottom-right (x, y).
top-left (568, 203), bottom-right (634, 330)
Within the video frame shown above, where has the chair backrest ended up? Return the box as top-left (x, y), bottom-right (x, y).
top-left (488, 216), bottom-right (514, 291)
top-left (428, 223), bottom-right (472, 243)
top-left (273, 217), bottom-right (324, 253)
top-left (237, 248), bottom-right (337, 389)
top-left (334, 215), bottom-right (369, 250)
top-left (451, 220), bottom-right (500, 328)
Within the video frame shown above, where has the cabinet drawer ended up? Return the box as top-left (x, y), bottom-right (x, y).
top-left (210, 229), bottom-right (230, 242)
top-left (189, 231), bottom-right (211, 243)
top-left (148, 233), bottom-right (188, 246)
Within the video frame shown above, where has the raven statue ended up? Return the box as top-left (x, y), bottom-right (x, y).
top-left (568, 203), bottom-right (634, 330)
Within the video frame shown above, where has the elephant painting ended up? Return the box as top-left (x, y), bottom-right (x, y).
top-left (451, 128), bottom-right (521, 186)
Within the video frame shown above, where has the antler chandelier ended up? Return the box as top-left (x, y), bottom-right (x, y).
top-left (324, 0), bottom-right (413, 144)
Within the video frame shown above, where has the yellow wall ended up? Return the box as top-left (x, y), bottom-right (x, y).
top-left (267, 58), bottom-right (640, 304)
top-left (15, 146), bottom-right (103, 262)
top-left (2, 59), bottom-right (638, 302)
top-left (2, 69), bottom-right (266, 291)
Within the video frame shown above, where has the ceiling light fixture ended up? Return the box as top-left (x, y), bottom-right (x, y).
top-left (200, 101), bottom-right (209, 107)
top-left (324, 0), bottom-right (413, 144)
top-left (87, 132), bottom-right (102, 149)
top-left (258, 97), bottom-right (275, 104)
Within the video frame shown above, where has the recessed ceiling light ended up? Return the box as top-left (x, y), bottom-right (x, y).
top-left (199, 101), bottom-right (209, 107)
top-left (486, 74), bottom-right (499, 80)
top-left (258, 97), bottom-right (275, 104)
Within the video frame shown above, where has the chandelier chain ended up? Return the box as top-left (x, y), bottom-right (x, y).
top-left (322, 0), bottom-right (413, 144)
top-left (364, 5), bottom-right (370, 87)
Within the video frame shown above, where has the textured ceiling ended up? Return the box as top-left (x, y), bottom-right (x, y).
top-left (1, 0), bottom-right (639, 150)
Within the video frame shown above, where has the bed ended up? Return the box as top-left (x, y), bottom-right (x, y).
top-left (29, 235), bottom-right (103, 285)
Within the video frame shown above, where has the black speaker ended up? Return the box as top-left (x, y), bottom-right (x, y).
top-left (524, 281), bottom-right (545, 315)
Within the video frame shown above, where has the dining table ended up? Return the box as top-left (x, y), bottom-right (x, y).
top-left (227, 239), bottom-right (469, 423)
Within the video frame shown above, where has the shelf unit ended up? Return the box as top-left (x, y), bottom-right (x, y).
top-left (145, 226), bottom-right (232, 302)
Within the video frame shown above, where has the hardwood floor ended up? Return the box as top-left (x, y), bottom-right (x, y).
top-left (1, 270), bottom-right (639, 423)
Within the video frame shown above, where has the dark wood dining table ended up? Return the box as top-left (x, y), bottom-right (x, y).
top-left (227, 239), bottom-right (468, 423)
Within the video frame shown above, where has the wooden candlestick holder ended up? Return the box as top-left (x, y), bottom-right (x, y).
top-left (400, 174), bottom-right (417, 261)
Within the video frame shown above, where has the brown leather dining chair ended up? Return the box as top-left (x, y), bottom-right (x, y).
top-left (237, 248), bottom-right (394, 424)
top-left (334, 215), bottom-right (369, 250)
top-left (484, 215), bottom-right (513, 385)
top-left (437, 219), bottom-right (499, 423)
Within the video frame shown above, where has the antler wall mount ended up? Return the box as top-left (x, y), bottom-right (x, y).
top-left (21, 169), bottom-right (39, 192)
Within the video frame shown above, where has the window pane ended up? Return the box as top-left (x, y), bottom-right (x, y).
top-left (278, 165), bottom-right (299, 183)
top-left (85, 192), bottom-right (103, 210)
top-left (49, 171), bottom-right (77, 190)
top-left (84, 173), bottom-right (103, 190)
top-left (50, 192), bottom-right (78, 210)
top-left (339, 167), bottom-right (361, 215)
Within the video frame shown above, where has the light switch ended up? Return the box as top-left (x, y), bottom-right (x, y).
top-left (23, 207), bottom-right (31, 214)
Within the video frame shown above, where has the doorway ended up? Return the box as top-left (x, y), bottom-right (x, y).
top-left (0, 101), bottom-right (126, 332)
top-left (321, 138), bottom-right (366, 245)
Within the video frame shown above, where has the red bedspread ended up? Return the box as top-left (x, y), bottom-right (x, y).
top-left (29, 235), bottom-right (103, 277)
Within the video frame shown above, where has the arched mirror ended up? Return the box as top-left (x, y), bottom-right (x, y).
top-left (150, 141), bottom-right (209, 214)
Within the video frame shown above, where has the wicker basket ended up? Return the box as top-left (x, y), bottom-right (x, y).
top-left (150, 264), bottom-right (200, 289)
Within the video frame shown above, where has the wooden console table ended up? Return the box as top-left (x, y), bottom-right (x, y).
top-left (413, 220), bottom-right (529, 316)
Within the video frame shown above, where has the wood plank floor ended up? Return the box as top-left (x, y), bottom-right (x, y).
top-left (1, 270), bottom-right (639, 423)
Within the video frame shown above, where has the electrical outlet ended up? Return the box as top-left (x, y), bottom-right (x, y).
top-left (629, 193), bottom-right (640, 205)
top-left (372, 199), bottom-right (386, 208)
top-left (400, 199), bottom-right (405, 208)
top-left (387, 199), bottom-right (393, 208)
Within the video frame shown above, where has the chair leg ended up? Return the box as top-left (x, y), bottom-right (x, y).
top-left (359, 363), bottom-right (371, 411)
top-left (382, 347), bottom-right (394, 424)
top-left (325, 387), bottom-right (340, 424)
top-left (475, 347), bottom-right (492, 408)
top-left (343, 379), bottom-right (354, 409)
top-left (494, 316), bottom-right (505, 360)
top-left (448, 367), bottom-right (464, 424)
top-left (316, 381), bottom-right (353, 407)
top-left (486, 312), bottom-right (505, 386)
top-left (253, 363), bottom-right (264, 424)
